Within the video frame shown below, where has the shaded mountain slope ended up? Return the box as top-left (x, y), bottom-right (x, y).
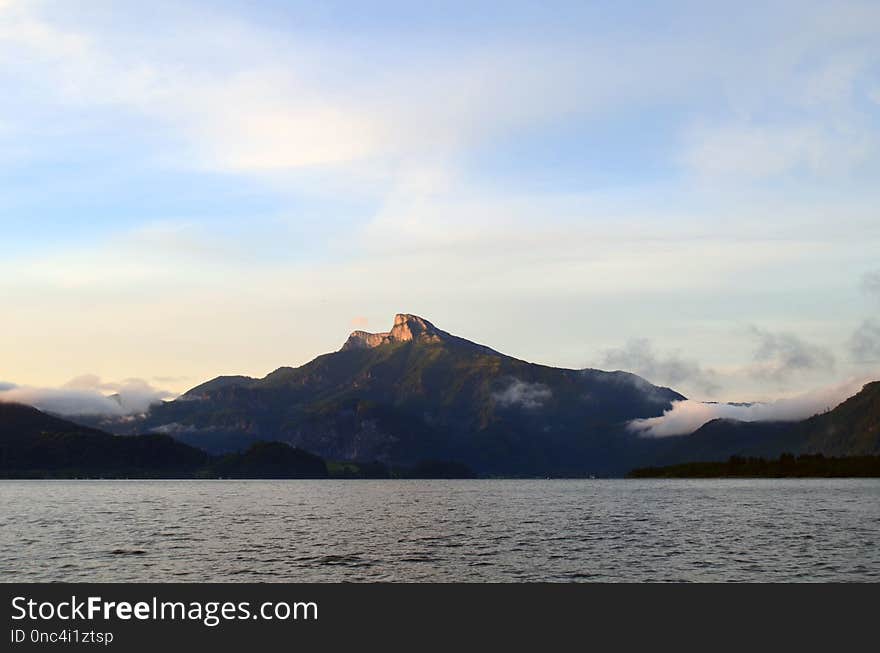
top-left (799, 381), bottom-right (880, 455)
top-left (133, 314), bottom-right (685, 475)
top-left (0, 402), bottom-right (209, 476)
top-left (0, 403), bottom-right (327, 478)
top-left (640, 381), bottom-right (880, 468)
top-left (643, 419), bottom-right (806, 466)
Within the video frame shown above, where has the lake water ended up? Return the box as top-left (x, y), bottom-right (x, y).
top-left (1, 479), bottom-right (878, 582)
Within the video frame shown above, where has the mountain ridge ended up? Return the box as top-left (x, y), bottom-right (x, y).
top-left (341, 313), bottom-right (501, 356)
top-left (670, 381), bottom-right (880, 459)
top-left (124, 313), bottom-right (685, 475)
top-left (0, 402), bottom-right (327, 478)
top-left (48, 313), bottom-right (878, 476)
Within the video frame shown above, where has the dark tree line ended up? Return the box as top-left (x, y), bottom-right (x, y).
top-left (628, 453), bottom-right (880, 478)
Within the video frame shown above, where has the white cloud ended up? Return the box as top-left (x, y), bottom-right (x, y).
top-left (0, 2), bottom-right (791, 183)
top-left (0, 4), bottom-right (611, 177)
top-left (0, 1), bottom-right (878, 403)
top-left (678, 3), bottom-right (880, 183)
top-left (0, 376), bottom-right (174, 416)
top-left (629, 376), bottom-right (870, 437)
top-left (0, 196), bottom-right (871, 401)
top-left (493, 379), bottom-right (552, 409)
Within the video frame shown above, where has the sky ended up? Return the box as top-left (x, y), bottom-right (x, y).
top-left (1, 0), bottom-right (879, 416)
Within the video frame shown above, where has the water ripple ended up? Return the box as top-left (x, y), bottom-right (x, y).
top-left (0, 479), bottom-right (878, 582)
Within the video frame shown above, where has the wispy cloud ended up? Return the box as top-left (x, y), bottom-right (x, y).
top-left (747, 326), bottom-right (836, 383)
top-left (681, 121), bottom-right (875, 181)
top-left (679, 2), bottom-right (880, 183)
top-left (598, 338), bottom-right (720, 396)
top-left (0, 3), bottom-right (678, 180)
top-left (0, 1), bottom-right (878, 401)
top-left (849, 320), bottom-right (880, 363)
top-left (862, 269), bottom-right (880, 302)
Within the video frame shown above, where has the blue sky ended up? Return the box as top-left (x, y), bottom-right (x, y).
top-left (1, 0), bottom-right (879, 408)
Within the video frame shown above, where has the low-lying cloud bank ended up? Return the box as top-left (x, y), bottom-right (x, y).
top-left (0, 376), bottom-right (175, 417)
top-left (628, 377), bottom-right (872, 437)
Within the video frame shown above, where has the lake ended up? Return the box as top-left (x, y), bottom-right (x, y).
top-left (1, 479), bottom-right (878, 582)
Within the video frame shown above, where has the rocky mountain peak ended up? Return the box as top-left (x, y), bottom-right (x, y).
top-left (390, 313), bottom-right (442, 342)
top-left (342, 313), bottom-right (446, 350)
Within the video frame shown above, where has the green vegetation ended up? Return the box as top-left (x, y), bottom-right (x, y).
top-left (326, 460), bottom-right (391, 479)
top-left (134, 328), bottom-right (686, 476)
top-left (326, 459), bottom-right (477, 479)
top-left (799, 381), bottom-right (880, 455)
top-left (628, 453), bottom-right (880, 478)
top-left (210, 441), bottom-right (327, 479)
top-left (0, 403), bottom-right (327, 479)
top-left (669, 382), bottom-right (880, 463)
top-left (0, 403), bottom-right (477, 479)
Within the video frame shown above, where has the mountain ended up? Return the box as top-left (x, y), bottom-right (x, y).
top-left (9, 317), bottom-right (878, 476)
top-left (0, 402), bottom-right (110, 447)
top-left (799, 381), bottom-right (880, 455)
top-left (641, 381), bottom-right (880, 466)
top-left (642, 419), bottom-right (807, 466)
top-left (181, 375), bottom-right (257, 400)
top-left (129, 313), bottom-right (686, 475)
top-left (0, 402), bottom-right (209, 477)
top-left (0, 402), bottom-right (327, 478)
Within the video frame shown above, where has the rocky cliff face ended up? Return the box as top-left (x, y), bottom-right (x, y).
top-left (342, 330), bottom-right (393, 350)
top-left (341, 314), bottom-right (447, 350)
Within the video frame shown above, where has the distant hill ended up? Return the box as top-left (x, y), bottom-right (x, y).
top-left (649, 381), bottom-right (880, 466)
top-left (126, 313), bottom-right (685, 475)
top-left (0, 402), bottom-right (104, 443)
top-left (0, 403), bottom-right (327, 479)
top-left (211, 441), bottom-right (327, 479)
top-left (0, 403), bottom-right (208, 477)
top-left (180, 375), bottom-right (257, 400)
top-left (799, 381), bottom-right (880, 455)
top-left (640, 419), bottom-right (806, 467)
